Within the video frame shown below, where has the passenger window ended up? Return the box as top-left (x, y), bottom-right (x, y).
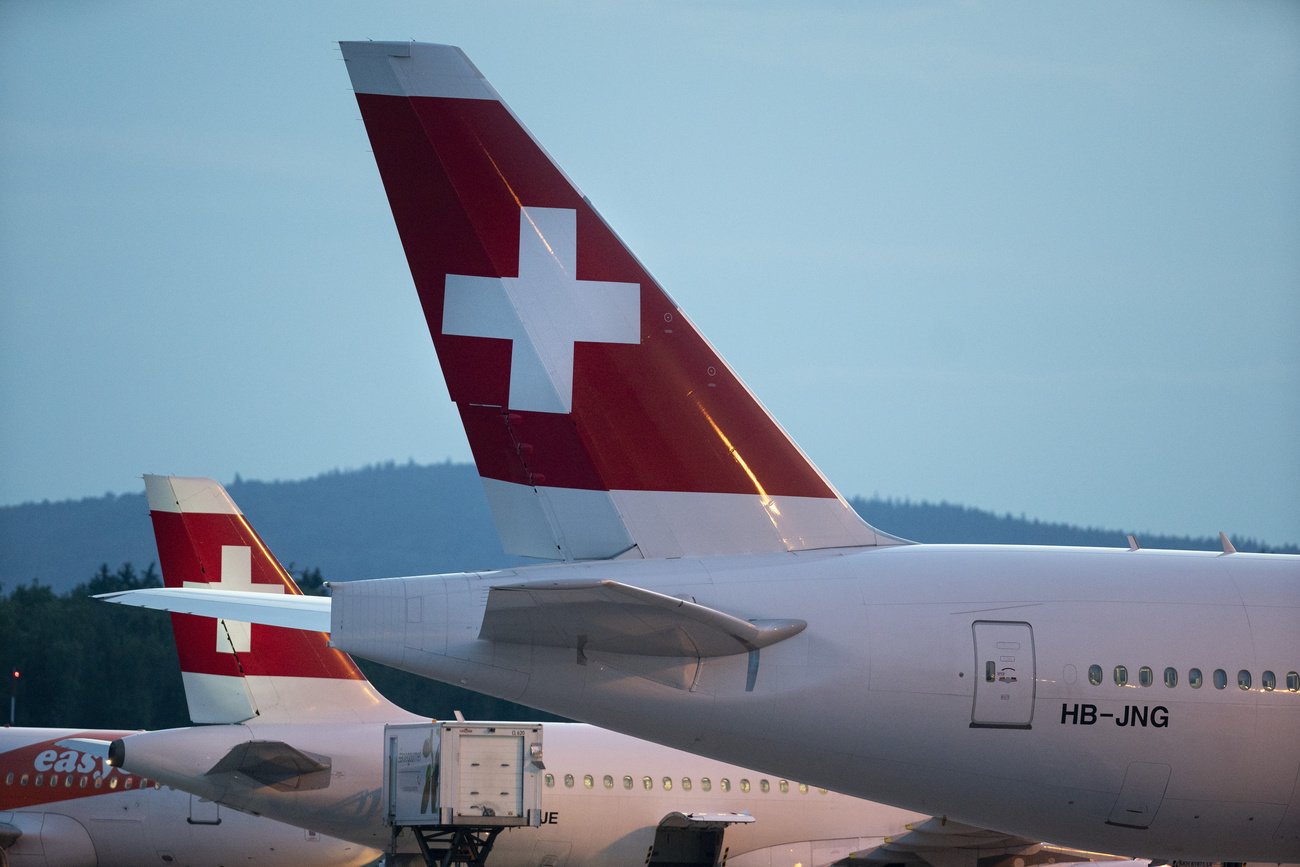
top-left (721, 778), bottom-right (731, 792)
top-left (760, 779), bottom-right (770, 793)
top-left (623, 775), bottom-right (632, 790)
top-left (545, 773), bottom-right (554, 787)
top-left (798, 783), bottom-right (809, 794)
top-left (739, 779), bottom-right (751, 793)
top-left (603, 775), bottom-right (613, 789)
top-left (1138, 666), bottom-right (1153, 687)
top-left (1163, 667), bottom-right (1177, 688)
top-left (1213, 669), bottom-right (1227, 690)
top-left (94, 776), bottom-right (103, 789)
top-left (125, 777), bottom-right (134, 790)
top-left (1262, 671), bottom-right (1275, 691)
top-left (564, 774), bottom-right (574, 788)
top-left (701, 777), bottom-right (711, 792)
top-left (20, 774), bottom-right (29, 786)
top-left (682, 777), bottom-right (692, 791)
top-left (80, 775), bottom-right (88, 788)
top-left (4, 772), bottom-right (11, 785)
top-left (643, 776), bottom-right (652, 791)
top-left (818, 788), bottom-right (828, 794)
top-left (1237, 670), bottom-right (1251, 691)
top-left (583, 774), bottom-right (593, 789)
top-left (779, 780), bottom-right (789, 794)
top-left (662, 777), bottom-right (672, 791)
top-left (49, 774), bottom-right (57, 786)
top-left (1088, 664), bottom-right (1102, 685)
top-left (35, 774), bottom-right (43, 786)
top-left (109, 777), bottom-right (118, 789)
top-left (1189, 668), bottom-right (1203, 689)
top-left (64, 775), bottom-right (73, 788)
top-left (1113, 665), bottom-right (1128, 687)
top-left (1288, 671), bottom-right (1299, 692)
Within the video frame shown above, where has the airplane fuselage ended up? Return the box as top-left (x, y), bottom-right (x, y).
top-left (117, 721), bottom-right (932, 865)
top-left (325, 543), bottom-right (1300, 862)
top-left (0, 728), bottom-right (378, 867)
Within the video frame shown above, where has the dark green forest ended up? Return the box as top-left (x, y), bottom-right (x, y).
top-left (0, 562), bottom-right (564, 730)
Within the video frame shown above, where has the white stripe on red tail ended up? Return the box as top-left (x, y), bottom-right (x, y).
top-left (146, 475), bottom-right (419, 725)
top-left (341, 41), bottom-right (903, 561)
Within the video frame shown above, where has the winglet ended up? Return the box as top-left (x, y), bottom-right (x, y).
top-left (1219, 531), bottom-right (1236, 554)
top-left (1127, 535), bottom-right (1139, 551)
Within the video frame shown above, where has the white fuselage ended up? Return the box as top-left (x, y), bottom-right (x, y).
top-left (323, 544), bottom-right (1300, 862)
top-left (0, 728), bottom-right (378, 867)
top-left (117, 721), bottom-right (931, 865)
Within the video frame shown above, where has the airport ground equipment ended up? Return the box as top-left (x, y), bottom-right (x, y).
top-left (383, 722), bottom-right (543, 867)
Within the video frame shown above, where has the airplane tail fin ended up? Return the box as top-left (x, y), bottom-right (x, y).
top-left (145, 474), bottom-right (419, 725)
top-left (340, 41), bottom-right (905, 562)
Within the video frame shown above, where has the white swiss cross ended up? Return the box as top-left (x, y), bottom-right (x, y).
top-left (183, 545), bottom-right (284, 654)
top-left (442, 206), bottom-right (641, 414)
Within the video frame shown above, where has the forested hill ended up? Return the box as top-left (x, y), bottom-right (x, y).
top-left (0, 461), bottom-right (530, 596)
top-left (1, 460), bottom-right (1293, 596)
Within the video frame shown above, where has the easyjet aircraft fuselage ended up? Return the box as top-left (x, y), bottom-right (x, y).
top-left (0, 727), bottom-right (377, 867)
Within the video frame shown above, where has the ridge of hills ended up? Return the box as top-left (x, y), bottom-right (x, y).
top-left (3, 460), bottom-right (1293, 596)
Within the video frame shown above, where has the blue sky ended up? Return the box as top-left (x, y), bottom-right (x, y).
top-left (2, 2), bottom-right (1297, 545)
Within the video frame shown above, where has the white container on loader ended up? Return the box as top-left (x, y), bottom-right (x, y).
top-left (383, 722), bottom-right (543, 828)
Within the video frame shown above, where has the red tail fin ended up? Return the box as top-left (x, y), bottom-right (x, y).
top-left (341, 41), bottom-right (900, 561)
top-left (146, 475), bottom-right (416, 724)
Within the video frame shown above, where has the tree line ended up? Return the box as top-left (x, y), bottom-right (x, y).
top-left (0, 563), bottom-right (563, 730)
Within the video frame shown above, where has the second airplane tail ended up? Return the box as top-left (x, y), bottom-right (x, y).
top-left (145, 474), bottom-right (418, 725)
top-left (340, 41), bottom-right (904, 562)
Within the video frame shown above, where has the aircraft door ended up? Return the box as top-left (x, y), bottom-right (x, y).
top-left (648, 824), bottom-right (725, 867)
top-left (971, 621), bottom-right (1036, 728)
top-left (1106, 762), bottom-right (1170, 829)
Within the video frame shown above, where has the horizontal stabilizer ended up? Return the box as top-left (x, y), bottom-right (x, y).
top-left (479, 579), bottom-right (805, 657)
top-left (96, 587), bottom-right (331, 634)
top-left (206, 740), bottom-right (332, 792)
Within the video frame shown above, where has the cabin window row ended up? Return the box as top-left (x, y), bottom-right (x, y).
top-left (3, 771), bottom-right (157, 790)
top-left (1087, 665), bottom-right (1299, 692)
top-left (542, 773), bottom-right (827, 795)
